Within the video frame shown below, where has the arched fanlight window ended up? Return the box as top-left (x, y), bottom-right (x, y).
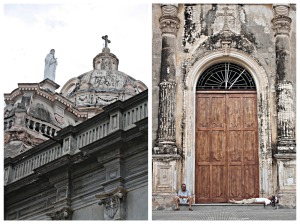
top-left (196, 62), bottom-right (256, 90)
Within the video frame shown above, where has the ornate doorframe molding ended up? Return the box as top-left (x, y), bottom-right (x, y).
top-left (183, 49), bottom-right (273, 199)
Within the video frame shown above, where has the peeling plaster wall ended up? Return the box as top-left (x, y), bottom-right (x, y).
top-left (152, 4), bottom-right (162, 145)
top-left (152, 3), bottom-right (296, 207)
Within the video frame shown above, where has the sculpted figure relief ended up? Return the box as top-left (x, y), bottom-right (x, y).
top-left (44, 49), bottom-right (58, 81)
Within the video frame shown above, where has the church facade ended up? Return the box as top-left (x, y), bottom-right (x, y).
top-left (152, 4), bottom-right (296, 208)
top-left (4, 39), bottom-right (148, 220)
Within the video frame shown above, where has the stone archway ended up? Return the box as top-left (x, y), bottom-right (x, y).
top-left (183, 49), bottom-right (273, 201)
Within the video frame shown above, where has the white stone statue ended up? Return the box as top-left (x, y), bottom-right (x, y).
top-left (44, 49), bottom-right (57, 81)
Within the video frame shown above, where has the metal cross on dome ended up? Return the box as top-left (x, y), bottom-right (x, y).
top-left (102, 35), bottom-right (111, 48)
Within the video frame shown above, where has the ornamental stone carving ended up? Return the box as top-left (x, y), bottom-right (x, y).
top-left (159, 4), bottom-right (180, 35)
top-left (272, 4), bottom-right (292, 36)
top-left (272, 16), bottom-right (292, 36)
top-left (46, 207), bottom-right (73, 220)
top-left (96, 187), bottom-right (127, 220)
top-left (277, 81), bottom-right (295, 152)
top-left (157, 80), bottom-right (176, 144)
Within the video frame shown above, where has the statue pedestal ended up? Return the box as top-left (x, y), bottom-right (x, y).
top-left (274, 153), bottom-right (296, 207)
top-left (152, 154), bottom-right (181, 210)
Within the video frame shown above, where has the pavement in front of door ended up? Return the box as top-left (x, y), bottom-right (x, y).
top-left (152, 204), bottom-right (296, 221)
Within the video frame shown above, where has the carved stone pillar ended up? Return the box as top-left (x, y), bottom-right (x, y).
top-left (96, 187), bottom-right (127, 220)
top-left (152, 4), bottom-right (181, 210)
top-left (155, 4), bottom-right (180, 154)
top-left (272, 4), bottom-right (296, 207)
top-left (272, 4), bottom-right (295, 151)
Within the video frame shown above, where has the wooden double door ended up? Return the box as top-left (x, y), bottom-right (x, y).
top-left (195, 92), bottom-right (259, 203)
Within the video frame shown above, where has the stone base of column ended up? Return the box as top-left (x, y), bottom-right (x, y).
top-left (153, 141), bottom-right (179, 154)
top-left (274, 153), bottom-right (296, 208)
top-left (152, 154), bottom-right (181, 210)
top-left (277, 139), bottom-right (296, 153)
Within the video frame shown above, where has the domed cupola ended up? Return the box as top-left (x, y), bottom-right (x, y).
top-left (60, 35), bottom-right (147, 117)
top-left (93, 35), bottom-right (119, 71)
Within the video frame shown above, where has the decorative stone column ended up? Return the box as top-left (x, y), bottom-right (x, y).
top-left (272, 4), bottom-right (296, 207)
top-left (96, 187), bottom-right (127, 220)
top-left (153, 4), bottom-right (181, 210)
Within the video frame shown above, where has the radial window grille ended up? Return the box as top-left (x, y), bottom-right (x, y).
top-left (196, 62), bottom-right (256, 90)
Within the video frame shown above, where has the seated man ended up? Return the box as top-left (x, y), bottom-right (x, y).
top-left (229, 195), bottom-right (279, 207)
top-left (175, 183), bottom-right (193, 211)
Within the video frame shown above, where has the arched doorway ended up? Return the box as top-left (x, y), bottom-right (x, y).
top-left (195, 62), bottom-right (259, 203)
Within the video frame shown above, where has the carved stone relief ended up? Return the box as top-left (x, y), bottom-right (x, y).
top-left (96, 187), bottom-right (127, 220)
top-left (46, 207), bottom-right (73, 220)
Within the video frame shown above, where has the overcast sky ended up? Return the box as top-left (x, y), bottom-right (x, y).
top-left (1, 0), bottom-right (151, 94)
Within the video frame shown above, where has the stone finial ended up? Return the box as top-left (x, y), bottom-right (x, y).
top-left (272, 4), bottom-right (292, 36)
top-left (159, 4), bottom-right (180, 35)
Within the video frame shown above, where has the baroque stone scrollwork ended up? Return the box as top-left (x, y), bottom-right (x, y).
top-left (46, 207), bottom-right (73, 220)
top-left (96, 187), bottom-right (127, 220)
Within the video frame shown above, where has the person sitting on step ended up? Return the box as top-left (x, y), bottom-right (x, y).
top-left (175, 183), bottom-right (193, 211)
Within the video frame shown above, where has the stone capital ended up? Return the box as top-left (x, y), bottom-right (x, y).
top-left (159, 4), bottom-right (180, 35)
top-left (272, 16), bottom-right (292, 36)
top-left (159, 16), bottom-right (180, 35)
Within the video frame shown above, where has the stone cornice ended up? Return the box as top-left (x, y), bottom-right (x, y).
top-left (4, 82), bottom-right (88, 119)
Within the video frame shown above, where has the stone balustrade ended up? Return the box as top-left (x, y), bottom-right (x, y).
top-left (4, 118), bottom-right (14, 131)
top-left (25, 116), bottom-right (59, 137)
top-left (4, 114), bottom-right (59, 137)
top-left (123, 101), bottom-right (148, 130)
top-left (4, 90), bottom-right (148, 186)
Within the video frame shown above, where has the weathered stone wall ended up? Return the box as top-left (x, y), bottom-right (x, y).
top-left (152, 3), bottom-right (296, 207)
top-left (126, 185), bottom-right (148, 220)
top-left (152, 4), bottom-right (162, 144)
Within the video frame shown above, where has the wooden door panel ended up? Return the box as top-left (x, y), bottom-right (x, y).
top-left (243, 97), bottom-right (256, 129)
top-left (228, 96), bottom-right (242, 129)
top-left (244, 165), bottom-right (258, 198)
top-left (228, 131), bottom-right (243, 163)
top-left (196, 165), bottom-right (210, 200)
top-left (244, 131), bottom-right (256, 162)
top-left (196, 92), bottom-right (258, 203)
top-left (211, 165), bottom-right (227, 201)
top-left (229, 165), bottom-right (243, 199)
top-left (211, 131), bottom-right (225, 162)
top-left (197, 97), bottom-right (210, 129)
top-left (196, 131), bottom-right (210, 162)
top-left (211, 97), bottom-right (225, 128)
